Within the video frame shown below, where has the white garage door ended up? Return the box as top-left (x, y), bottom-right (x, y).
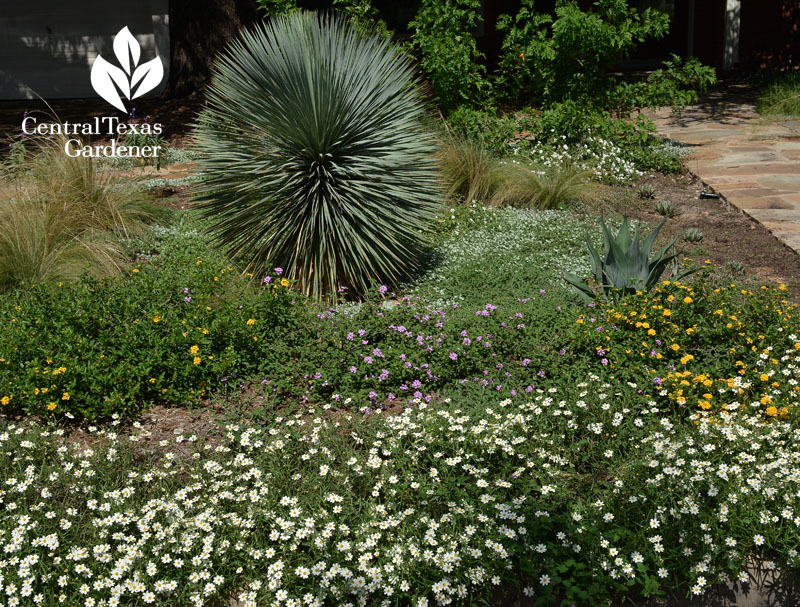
top-left (0, 0), bottom-right (169, 100)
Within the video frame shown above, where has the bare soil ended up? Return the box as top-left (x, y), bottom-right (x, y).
top-left (576, 169), bottom-right (800, 300)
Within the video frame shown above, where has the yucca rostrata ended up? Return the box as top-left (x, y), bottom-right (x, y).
top-left (193, 11), bottom-right (441, 300)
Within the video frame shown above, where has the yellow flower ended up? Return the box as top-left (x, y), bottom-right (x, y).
top-left (0, 396), bottom-right (11, 405)
top-left (683, 296), bottom-right (693, 304)
top-left (61, 392), bottom-right (70, 401)
top-left (47, 402), bottom-right (57, 411)
top-left (246, 319), bottom-right (255, 326)
top-left (760, 373), bottom-right (769, 382)
top-left (149, 378), bottom-right (156, 384)
top-left (680, 354), bottom-right (694, 364)
top-left (576, 318), bottom-right (584, 324)
top-left (193, 357), bottom-right (202, 365)
top-left (760, 395), bottom-right (772, 405)
top-left (698, 400), bottom-right (712, 410)
top-left (648, 329), bottom-right (656, 336)
top-left (765, 406), bottom-right (778, 416)
top-left (132, 268), bottom-right (139, 273)
top-left (280, 278), bottom-right (290, 287)
top-left (671, 344), bottom-right (680, 351)
top-left (153, 315), bottom-right (161, 323)
top-left (662, 309), bottom-right (671, 316)
top-left (190, 345), bottom-right (200, 354)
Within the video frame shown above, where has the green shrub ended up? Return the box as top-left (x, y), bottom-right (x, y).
top-left (255, 0), bottom-right (298, 16)
top-left (0, 135), bottom-right (155, 292)
top-left (0, 228), bottom-right (301, 419)
top-left (495, 0), bottom-right (714, 113)
top-left (444, 105), bottom-right (519, 155)
top-left (193, 11), bottom-right (441, 301)
top-left (409, 0), bottom-right (489, 113)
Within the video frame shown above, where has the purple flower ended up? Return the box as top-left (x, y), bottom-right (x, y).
top-left (539, 289), bottom-right (546, 295)
top-left (349, 366), bottom-right (357, 373)
top-left (537, 370), bottom-right (545, 378)
top-left (601, 358), bottom-right (609, 366)
top-left (522, 358), bottom-right (531, 367)
top-left (368, 391), bottom-right (378, 400)
top-left (597, 349), bottom-right (605, 356)
top-left (653, 377), bottom-right (663, 385)
top-left (379, 285), bottom-right (388, 294)
top-left (274, 267), bottom-right (283, 276)
top-left (363, 356), bottom-right (374, 364)
top-left (183, 287), bottom-right (189, 294)
top-left (559, 348), bottom-right (566, 356)
top-left (184, 296), bottom-right (192, 303)
top-left (263, 276), bottom-right (271, 284)
top-left (449, 352), bottom-right (458, 360)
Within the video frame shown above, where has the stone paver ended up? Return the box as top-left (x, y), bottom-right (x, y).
top-left (648, 84), bottom-right (800, 255)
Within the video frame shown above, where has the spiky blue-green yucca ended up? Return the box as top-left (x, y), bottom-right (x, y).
top-left (193, 11), bottom-right (441, 299)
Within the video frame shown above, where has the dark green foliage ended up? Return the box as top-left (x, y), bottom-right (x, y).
top-left (495, 0), bottom-right (715, 143)
top-left (193, 12), bottom-right (441, 300)
top-left (444, 106), bottom-right (519, 155)
top-left (409, 0), bottom-right (489, 114)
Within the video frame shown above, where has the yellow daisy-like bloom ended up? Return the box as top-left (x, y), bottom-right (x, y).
top-left (698, 400), bottom-right (712, 410)
top-left (760, 395), bottom-right (772, 405)
top-left (246, 319), bottom-right (255, 326)
top-left (193, 357), bottom-right (202, 365)
top-left (47, 402), bottom-right (56, 411)
top-left (61, 392), bottom-right (70, 401)
top-left (280, 278), bottom-right (290, 287)
top-left (662, 309), bottom-right (671, 316)
top-left (190, 345), bottom-right (200, 354)
top-left (765, 406), bottom-right (778, 416)
top-left (680, 354), bottom-right (694, 364)
top-left (153, 315), bottom-right (161, 323)
top-left (683, 296), bottom-right (693, 304)
top-left (0, 396), bottom-right (10, 406)
top-left (760, 373), bottom-right (769, 382)
top-left (671, 344), bottom-right (680, 351)
top-left (648, 329), bottom-right (656, 336)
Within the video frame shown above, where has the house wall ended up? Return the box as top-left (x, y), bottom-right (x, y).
top-left (0, 0), bottom-right (169, 100)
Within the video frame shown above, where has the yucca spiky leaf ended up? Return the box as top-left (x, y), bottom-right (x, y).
top-left (193, 11), bottom-right (441, 300)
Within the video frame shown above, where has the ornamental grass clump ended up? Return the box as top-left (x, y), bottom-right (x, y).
top-left (0, 134), bottom-right (155, 292)
top-left (193, 11), bottom-right (441, 301)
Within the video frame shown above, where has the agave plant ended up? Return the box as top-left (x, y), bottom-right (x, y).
top-left (564, 216), bottom-right (694, 302)
top-left (193, 11), bottom-right (441, 300)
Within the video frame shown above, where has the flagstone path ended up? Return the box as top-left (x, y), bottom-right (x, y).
top-left (649, 83), bottom-right (800, 256)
